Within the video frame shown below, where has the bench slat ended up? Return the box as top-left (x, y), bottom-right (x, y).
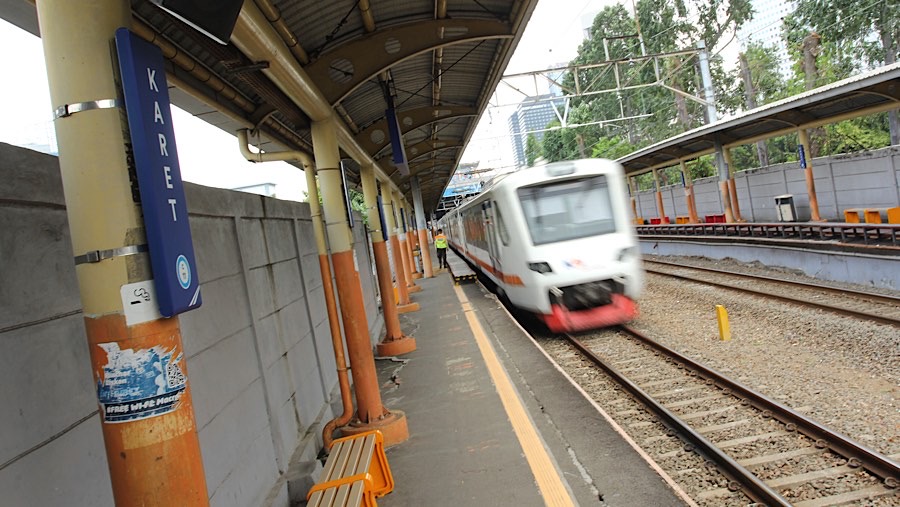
top-left (307, 430), bottom-right (394, 507)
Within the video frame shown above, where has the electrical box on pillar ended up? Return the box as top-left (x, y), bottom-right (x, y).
top-left (149, 0), bottom-right (243, 45)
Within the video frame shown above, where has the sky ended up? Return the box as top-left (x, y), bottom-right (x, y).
top-left (460, 0), bottom-right (620, 169)
top-left (0, 1), bottom-right (618, 201)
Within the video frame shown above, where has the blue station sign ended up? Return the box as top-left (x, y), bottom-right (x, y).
top-left (115, 28), bottom-right (201, 317)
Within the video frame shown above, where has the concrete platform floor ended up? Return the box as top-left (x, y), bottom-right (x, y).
top-left (373, 269), bottom-right (688, 506)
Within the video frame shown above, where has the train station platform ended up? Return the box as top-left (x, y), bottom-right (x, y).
top-left (366, 268), bottom-right (689, 506)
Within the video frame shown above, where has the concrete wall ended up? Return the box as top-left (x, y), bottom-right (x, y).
top-left (633, 146), bottom-right (900, 222)
top-left (0, 143), bottom-right (384, 507)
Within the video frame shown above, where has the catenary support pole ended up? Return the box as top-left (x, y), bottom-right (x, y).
top-left (311, 117), bottom-right (408, 444)
top-left (35, 1), bottom-right (209, 504)
top-left (360, 163), bottom-right (416, 355)
top-left (410, 176), bottom-right (434, 277)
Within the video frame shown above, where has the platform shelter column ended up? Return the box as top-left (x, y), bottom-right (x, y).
top-left (35, 1), bottom-right (208, 504)
top-left (360, 163), bottom-right (416, 355)
top-left (398, 195), bottom-right (421, 285)
top-left (714, 140), bottom-right (736, 223)
top-left (628, 176), bottom-right (640, 224)
top-left (382, 184), bottom-right (418, 313)
top-left (680, 161), bottom-right (700, 223)
top-left (402, 199), bottom-right (423, 279)
top-left (410, 176), bottom-right (434, 277)
top-left (652, 168), bottom-right (667, 223)
top-left (722, 148), bottom-right (744, 221)
top-left (798, 128), bottom-right (823, 221)
top-left (311, 117), bottom-right (409, 444)
top-left (393, 191), bottom-right (419, 291)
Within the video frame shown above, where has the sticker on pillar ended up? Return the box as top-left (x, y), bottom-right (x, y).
top-left (96, 342), bottom-right (188, 423)
top-left (120, 280), bottom-right (163, 326)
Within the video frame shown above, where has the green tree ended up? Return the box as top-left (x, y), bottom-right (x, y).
top-left (790, 0), bottom-right (900, 143)
top-left (524, 133), bottom-right (542, 166)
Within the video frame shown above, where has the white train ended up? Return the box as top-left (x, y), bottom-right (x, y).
top-left (438, 159), bottom-right (643, 333)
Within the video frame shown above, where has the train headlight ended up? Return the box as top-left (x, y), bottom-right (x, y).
top-left (617, 246), bottom-right (638, 262)
top-left (528, 261), bottom-right (553, 274)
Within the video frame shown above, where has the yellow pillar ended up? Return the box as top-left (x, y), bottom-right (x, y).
top-left (311, 117), bottom-right (408, 444)
top-left (798, 129), bottom-right (823, 222)
top-left (360, 163), bottom-right (416, 355)
top-left (36, 1), bottom-right (208, 504)
top-left (382, 184), bottom-right (418, 313)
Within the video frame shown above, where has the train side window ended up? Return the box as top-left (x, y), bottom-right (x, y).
top-left (495, 202), bottom-right (510, 246)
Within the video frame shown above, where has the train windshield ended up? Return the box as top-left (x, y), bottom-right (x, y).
top-left (517, 175), bottom-right (616, 245)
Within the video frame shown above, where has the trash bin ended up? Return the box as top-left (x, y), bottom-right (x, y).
top-left (775, 194), bottom-right (796, 222)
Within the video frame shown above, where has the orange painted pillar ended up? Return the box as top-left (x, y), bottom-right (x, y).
top-left (360, 163), bottom-right (415, 356)
top-left (35, 1), bottom-right (208, 504)
top-left (394, 194), bottom-right (420, 291)
top-left (382, 186), bottom-right (418, 313)
top-left (723, 148), bottom-right (743, 222)
top-left (402, 201), bottom-right (423, 280)
top-left (302, 161), bottom-right (354, 449)
top-left (680, 161), bottom-right (700, 223)
top-left (312, 117), bottom-right (408, 444)
top-left (799, 129), bottom-right (823, 222)
top-left (410, 176), bottom-right (435, 278)
top-left (652, 169), bottom-right (667, 222)
top-left (714, 141), bottom-right (736, 223)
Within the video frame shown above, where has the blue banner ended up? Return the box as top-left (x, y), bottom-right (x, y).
top-left (116, 28), bottom-right (201, 317)
top-left (386, 96), bottom-right (409, 176)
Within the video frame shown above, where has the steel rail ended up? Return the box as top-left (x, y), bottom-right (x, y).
top-left (563, 332), bottom-right (793, 506)
top-left (644, 258), bottom-right (900, 306)
top-left (643, 264), bottom-right (900, 327)
top-left (617, 325), bottom-right (900, 484)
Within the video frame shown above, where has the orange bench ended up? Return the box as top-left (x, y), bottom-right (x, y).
top-left (843, 208), bottom-right (863, 223)
top-left (307, 430), bottom-right (394, 507)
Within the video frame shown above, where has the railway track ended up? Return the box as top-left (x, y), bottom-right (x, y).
top-left (643, 259), bottom-right (900, 327)
top-left (548, 326), bottom-right (900, 506)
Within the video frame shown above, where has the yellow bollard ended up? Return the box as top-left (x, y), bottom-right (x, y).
top-left (716, 305), bottom-right (731, 341)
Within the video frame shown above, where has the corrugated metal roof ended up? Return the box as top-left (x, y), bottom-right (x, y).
top-left (619, 62), bottom-right (900, 175)
top-left (0, 0), bottom-right (538, 211)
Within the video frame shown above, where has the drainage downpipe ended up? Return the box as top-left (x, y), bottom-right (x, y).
top-left (236, 129), bottom-right (353, 449)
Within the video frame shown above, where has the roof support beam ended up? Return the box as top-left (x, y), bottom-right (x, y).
top-left (356, 106), bottom-right (477, 156)
top-left (304, 19), bottom-right (514, 105)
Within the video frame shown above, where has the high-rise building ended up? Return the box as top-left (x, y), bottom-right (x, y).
top-left (508, 95), bottom-right (562, 167)
top-left (737, 0), bottom-right (797, 77)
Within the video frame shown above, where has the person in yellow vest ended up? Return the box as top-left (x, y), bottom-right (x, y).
top-left (434, 228), bottom-right (448, 269)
